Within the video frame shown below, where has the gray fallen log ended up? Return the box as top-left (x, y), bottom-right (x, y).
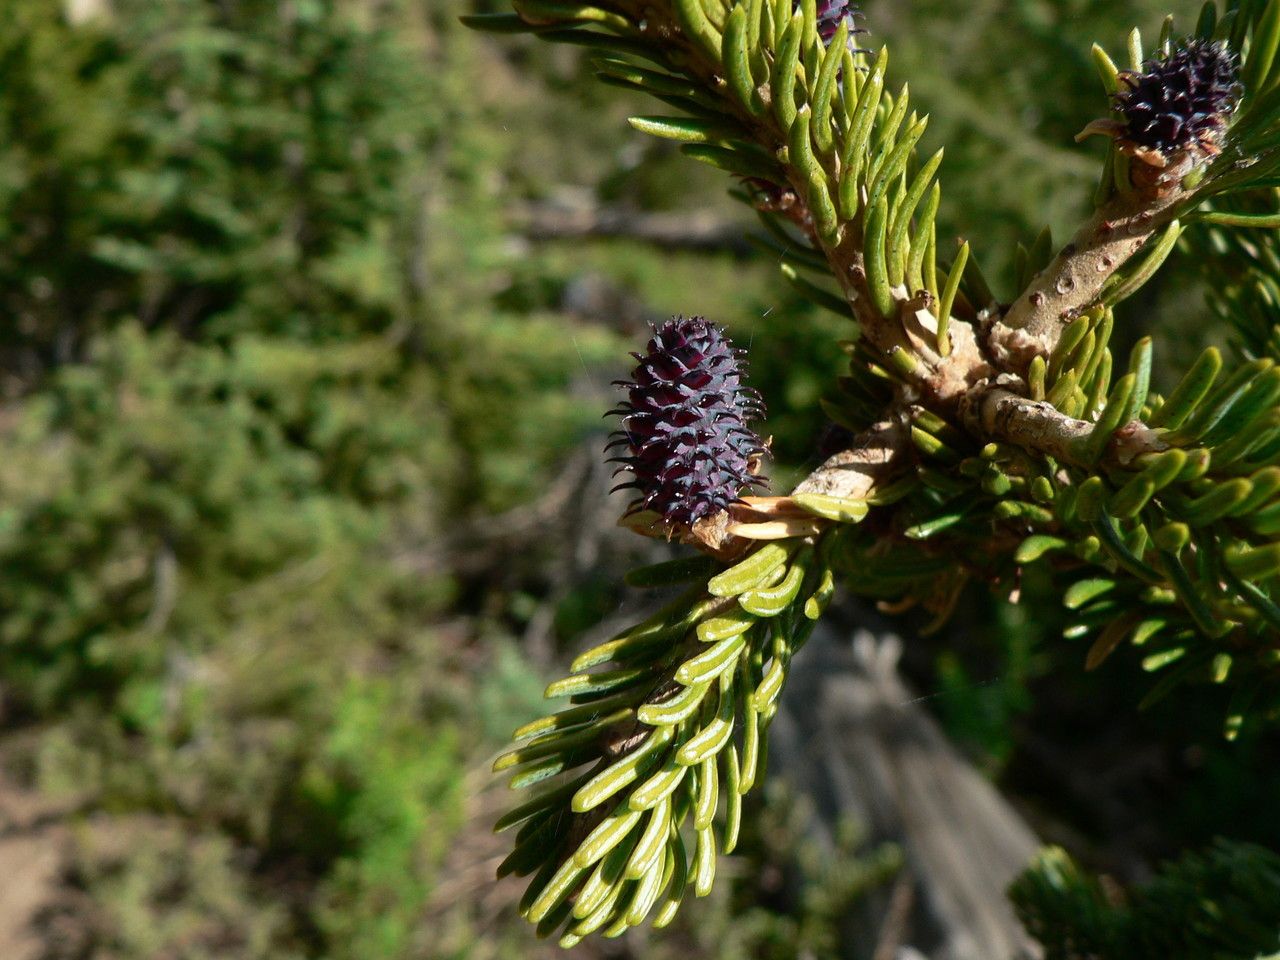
top-left (517, 199), bottom-right (753, 255)
top-left (772, 624), bottom-right (1043, 960)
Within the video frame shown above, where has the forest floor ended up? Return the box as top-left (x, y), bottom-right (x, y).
top-left (0, 772), bottom-right (65, 960)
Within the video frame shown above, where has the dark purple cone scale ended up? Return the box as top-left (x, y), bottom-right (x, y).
top-left (813, 0), bottom-right (864, 44)
top-left (1115, 39), bottom-right (1240, 156)
top-left (609, 317), bottom-right (767, 525)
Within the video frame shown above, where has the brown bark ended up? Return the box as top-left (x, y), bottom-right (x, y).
top-left (988, 178), bottom-right (1192, 368)
top-left (962, 387), bottom-right (1167, 468)
top-left (793, 420), bottom-right (910, 500)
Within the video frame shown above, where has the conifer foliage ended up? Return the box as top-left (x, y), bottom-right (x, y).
top-left (471, 0), bottom-right (1280, 952)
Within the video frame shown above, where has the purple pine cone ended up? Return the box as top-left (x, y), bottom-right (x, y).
top-left (608, 317), bottom-right (767, 526)
top-left (1115, 39), bottom-right (1240, 156)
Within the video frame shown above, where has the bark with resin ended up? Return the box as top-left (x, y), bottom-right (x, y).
top-left (988, 178), bottom-right (1191, 368)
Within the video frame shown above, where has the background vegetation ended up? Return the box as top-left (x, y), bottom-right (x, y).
top-left (0, 0), bottom-right (1274, 957)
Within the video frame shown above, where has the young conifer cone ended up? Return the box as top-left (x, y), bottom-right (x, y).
top-left (608, 316), bottom-right (767, 526)
top-left (1115, 39), bottom-right (1241, 160)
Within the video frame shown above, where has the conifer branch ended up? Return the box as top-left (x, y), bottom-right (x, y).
top-left (791, 419), bottom-right (907, 499)
top-left (471, 0), bottom-right (1280, 946)
top-left (990, 186), bottom-right (1191, 366)
top-left (963, 386), bottom-right (1168, 468)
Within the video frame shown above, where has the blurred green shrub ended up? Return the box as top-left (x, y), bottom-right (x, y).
top-left (0, 0), bottom-right (426, 377)
top-left (0, 2), bottom-right (623, 956)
